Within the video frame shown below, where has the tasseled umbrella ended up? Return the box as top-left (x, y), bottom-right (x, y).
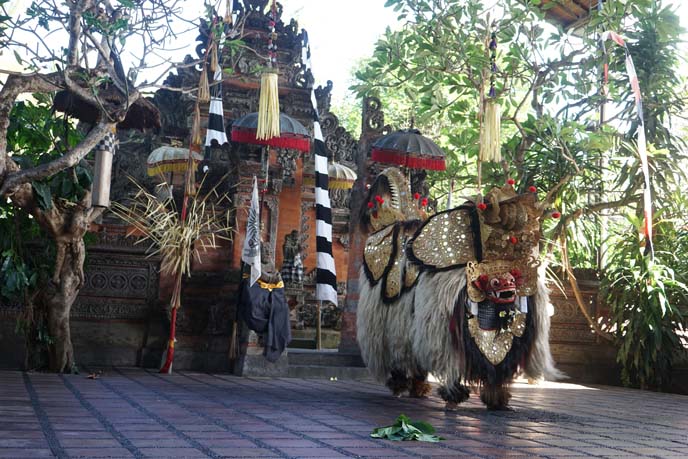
top-left (147, 146), bottom-right (204, 177)
top-left (328, 162), bottom-right (357, 189)
top-left (371, 129), bottom-right (446, 171)
top-left (231, 112), bottom-right (311, 153)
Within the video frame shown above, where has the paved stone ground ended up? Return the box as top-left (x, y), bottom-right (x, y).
top-left (1, 369), bottom-right (687, 458)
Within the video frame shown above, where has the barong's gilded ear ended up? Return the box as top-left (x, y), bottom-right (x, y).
top-left (407, 206), bottom-right (479, 271)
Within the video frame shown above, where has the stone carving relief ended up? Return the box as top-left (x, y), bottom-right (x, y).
top-left (227, 1), bottom-right (307, 89)
top-left (320, 111), bottom-right (358, 167)
top-left (71, 302), bottom-right (151, 321)
top-left (110, 132), bottom-right (155, 203)
top-left (314, 81), bottom-right (333, 115)
top-left (276, 149), bottom-right (298, 186)
top-left (225, 89), bottom-right (259, 121)
top-left (78, 254), bottom-right (159, 302)
top-left (153, 55), bottom-right (198, 138)
top-left (362, 96), bottom-right (392, 138)
top-left (264, 197), bottom-right (280, 263)
top-left (338, 234), bottom-right (350, 249)
top-left (298, 302), bottom-right (342, 329)
top-left (330, 188), bottom-right (351, 209)
top-left (299, 200), bottom-right (311, 261)
top-left (282, 91), bottom-right (316, 122)
top-left (72, 251), bottom-right (159, 320)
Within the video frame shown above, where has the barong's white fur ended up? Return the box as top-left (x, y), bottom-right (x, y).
top-left (357, 263), bottom-right (562, 389)
top-left (524, 264), bottom-right (564, 381)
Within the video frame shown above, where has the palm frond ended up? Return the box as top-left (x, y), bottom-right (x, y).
top-left (111, 178), bottom-right (234, 277)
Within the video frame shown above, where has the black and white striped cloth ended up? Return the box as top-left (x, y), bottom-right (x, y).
top-left (205, 66), bottom-right (228, 147)
top-left (302, 31), bottom-right (337, 306)
top-left (281, 253), bottom-right (304, 285)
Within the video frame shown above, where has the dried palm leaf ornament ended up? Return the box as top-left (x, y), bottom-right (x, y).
top-left (478, 28), bottom-right (501, 182)
top-left (256, 0), bottom-right (281, 140)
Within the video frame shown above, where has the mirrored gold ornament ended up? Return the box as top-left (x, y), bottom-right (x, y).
top-left (408, 208), bottom-right (476, 269)
top-left (467, 311), bottom-right (527, 365)
top-left (364, 225), bottom-right (395, 282)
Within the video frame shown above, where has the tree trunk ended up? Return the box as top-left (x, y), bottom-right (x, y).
top-left (41, 238), bottom-right (85, 373)
top-left (7, 177), bottom-right (97, 373)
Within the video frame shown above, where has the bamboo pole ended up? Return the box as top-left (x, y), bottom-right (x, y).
top-left (315, 301), bottom-right (322, 350)
top-left (160, 18), bottom-right (219, 374)
top-left (160, 270), bottom-right (183, 373)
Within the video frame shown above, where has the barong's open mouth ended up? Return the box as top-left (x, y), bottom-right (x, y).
top-left (488, 287), bottom-right (516, 304)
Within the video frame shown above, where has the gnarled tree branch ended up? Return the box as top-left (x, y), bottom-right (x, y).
top-left (1, 121), bottom-right (115, 196)
top-left (0, 72), bottom-right (63, 179)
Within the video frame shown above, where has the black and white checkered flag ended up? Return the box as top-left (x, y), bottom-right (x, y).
top-left (302, 31), bottom-right (337, 306)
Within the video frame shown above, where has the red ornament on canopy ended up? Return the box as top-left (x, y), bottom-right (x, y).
top-left (371, 129), bottom-right (446, 171)
top-left (231, 112), bottom-right (311, 153)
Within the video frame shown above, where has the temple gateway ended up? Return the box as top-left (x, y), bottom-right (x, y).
top-left (0, 0), bottom-right (621, 386)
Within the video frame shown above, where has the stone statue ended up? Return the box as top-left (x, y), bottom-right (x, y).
top-left (281, 230), bottom-right (303, 285)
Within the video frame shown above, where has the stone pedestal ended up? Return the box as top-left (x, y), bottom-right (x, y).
top-left (234, 330), bottom-right (289, 377)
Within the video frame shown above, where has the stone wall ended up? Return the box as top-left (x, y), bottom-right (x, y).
top-left (548, 274), bottom-right (621, 385)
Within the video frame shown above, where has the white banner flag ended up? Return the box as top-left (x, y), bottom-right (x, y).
top-left (241, 176), bottom-right (261, 286)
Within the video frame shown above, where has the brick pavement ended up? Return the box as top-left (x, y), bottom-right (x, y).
top-left (1, 369), bottom-right (687, 458)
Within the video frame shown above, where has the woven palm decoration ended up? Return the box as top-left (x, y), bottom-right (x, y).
top-left (479, 31), bottom-right (501, 163)
top-left (256, 0), bottom-right (280, 140)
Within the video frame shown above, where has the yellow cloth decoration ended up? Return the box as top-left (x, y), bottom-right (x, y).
top-left (242, 273), bottom-right (284, 291)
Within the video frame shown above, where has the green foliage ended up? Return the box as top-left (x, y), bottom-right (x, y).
top-left (8, 95), bottom-right (89, 210)
top-left (0, 250), bottom-right (37, 302)
top-left (15, 316), bottom-right (54, 347)
top-left (352, 0), bottom-right (688, 388)
top-left (603, 213), bottom-right (688, 390)
top-left (615, 2), bottom-right (686, 153)
top-left (1, 93), bottom-right (85, 321)
top-left (0, 189), bottom-right (41, 306)
top-left (371, 414), bottom-right (443, 442)
top-left (350, 0), bottom-right (622, 219)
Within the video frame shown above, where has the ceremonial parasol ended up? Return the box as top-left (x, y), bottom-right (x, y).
top-left (147, 145), bottom-right (204, 177)
top-left (328, 162), bottom-right (357, 190)
top-left (231, 112), bottom-right (311, 153)
top-left (371, 129), bottom-right (446, 171)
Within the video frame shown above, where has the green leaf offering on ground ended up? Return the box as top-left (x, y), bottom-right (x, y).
top-left (370, 414), bottom-right (443, 442)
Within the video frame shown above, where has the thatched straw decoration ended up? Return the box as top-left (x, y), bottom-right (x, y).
top-left (191, 105), bottom-right (203, 146)
top-left (111, 179), bottom-right (234, 278)
top-left (198, 66), bottom-right (210, 103)
top-left (209, 43), bottom-right (219, 73)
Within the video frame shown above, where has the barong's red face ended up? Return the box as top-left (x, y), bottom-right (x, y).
top-left (473, 270), bottom-right (522, 304)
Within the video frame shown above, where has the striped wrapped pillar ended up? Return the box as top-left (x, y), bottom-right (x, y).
top-left (302, 31), bottom-right (337, 306)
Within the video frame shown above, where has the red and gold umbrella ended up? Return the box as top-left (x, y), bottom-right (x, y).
top-left (371, 129), bottom-right (446, 171)
top-left (231, 112), bottom-right (311, 153)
